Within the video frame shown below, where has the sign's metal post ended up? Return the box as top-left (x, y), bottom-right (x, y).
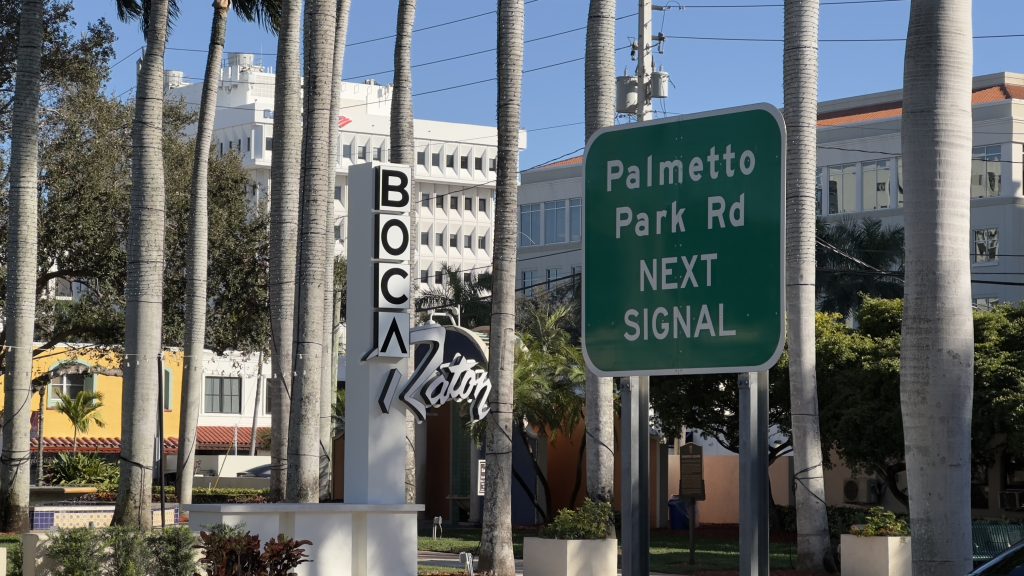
top-left (639, 375), bottom-right (650, 576)
top-left (622, 377), bottom-right (639, 576)
top-left (739, 372), bottom-right (770, 576)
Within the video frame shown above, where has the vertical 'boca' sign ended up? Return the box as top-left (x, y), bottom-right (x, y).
top-left (366, 166), bottom-right (412, 360)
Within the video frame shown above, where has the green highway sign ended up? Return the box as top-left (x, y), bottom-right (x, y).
top-left (582, 105), bottom-right (785, 376)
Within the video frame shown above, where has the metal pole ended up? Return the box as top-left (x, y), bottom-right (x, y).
top-left (622, 377), bottom-right (639, 576)
top-left (157, 353), bottom-right (166, 528)
top-left (250, 350), bottom-right (264, 456)
top-left (739, 372), bottom-right (770, 576)
top-left (639, 375), bottom-right (650, 575)
top-left (637, 0), bottom-right (653, 122)
top-left (688, 497), bottom-right (696, 565)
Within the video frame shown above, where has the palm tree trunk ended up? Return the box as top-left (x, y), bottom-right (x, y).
top-left (320, 0), bottom-right (351, 501)
top-left (114, 0), bottom-right (170, 530)
top-left (177, 0), bottom-right (229, 508)
top-left (783, 0), bottom-right (830, 569)
top-left (287, 0), bottom-right (336, 503)
top-left (583, 0), bottom-right (617, 522)
top-left (390, 0), bottom-right (418, 507)
top-left (268, 0), bottom-right (303, 502)
top-left (72, 430), bottom-right (78, 456)
top-left (1, 0), bottom-right (44, 533)
top-left (901, 1), bottom-right (974, 573)
top-left (478, 0), bottom-right (522, 573)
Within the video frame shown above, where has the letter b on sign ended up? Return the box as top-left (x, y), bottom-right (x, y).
top-left (376, 168), bottom-right (410, 211)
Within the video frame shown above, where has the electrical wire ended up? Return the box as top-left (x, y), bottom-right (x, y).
top-left (665, 32), bottom-right (1024, 43)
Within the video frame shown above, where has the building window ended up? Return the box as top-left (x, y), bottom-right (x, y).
top-left (827, 163), bottom-right (857, 214)
top-left (547, 268), bottom-right (562, 290)
top-left (520, 270), bottom-right (536, 296)
top-left (460, 155), bottom-right (469, 170)
top-left (435, 194), bottom-right (443, 208)
top-left (421, 270), bottom-right (429, 284)
top-left (219, 142), bottom-right (224, 156)
top-left (896, 157), bottom-right (904, 207)
top-left (204, 376), bottom-right (241, 414)
top-left (343, 144), bottom-right (352, 158)
top-left (520, 203), bottom-right (541, 246)
top-left (975, 297), bottom-right (999, 311)
top-left (446, 154), bottom-right (455, 168)
top-left (974, 228), bottom-right (998, 264)
top-left (450, 234), bottom-right (458, 248)
top-left (417, 151), bottom-right (426, 166)
top-left (335, 186), bottom-right (342, 202)
top-left (373, 146), bottom-right (383, 161)
top-left (450, 195), bottom-right (459, 210)
top-left (465, 197), bottom-right (473, 212)
top-left (815, 167), bottom-right (823, 214)
top-left (435, 271), bottom-right (444, 284)
top-left (479, 198), bottom-right (487, 213)
top-left (334, 225), bottom-right (341, 241)
top-left (432, 152), bottom-right (441, 168)
top-left (246, 136), bottom-right (251, 151)
top-left (436, 233), bottom-right (444, 246)
top-left (861, 160), bottom-right (891, 211)
top-left (489, 159), bottom-right (497, 172)
top-left (421, 194), bottom-right (430, 209)
top-left (48, 372), bottom-right (87, 407)
top-left (265, 137), bottom-right (273, 151)
top-left (972, 145), bottom-right (1001, 198)
top-left (474, 157), bottom-right (483, 171)
top-left (569, 198), bottom-right (582, 242)
top-left (544, 200), bottom-right (567, 244)
top-left (465, 235), bottom-right (473, 249)
top-left (478, 236), bottom-right (486, 250)
top-left (464, 272), bottom-right (472, 283)
top-left (420, 232), bottom-right (430, 246)
top-left (163, 369), bottom-right (173, 411)
top-left (357, 145), bottom-right (367, 160)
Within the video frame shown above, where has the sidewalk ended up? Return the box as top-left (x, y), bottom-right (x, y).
top-left (416, 550), bottom-right (677, 575)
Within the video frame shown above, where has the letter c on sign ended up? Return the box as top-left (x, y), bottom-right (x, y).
top-left (380, 268), bottom-right (409, 306)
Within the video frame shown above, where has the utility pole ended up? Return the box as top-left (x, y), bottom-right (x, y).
top-left (637, 0), bottom-right (653, 122)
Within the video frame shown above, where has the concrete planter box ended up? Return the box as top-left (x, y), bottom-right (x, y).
top-left (523, 537), bottom-right (617, 576)
top-left (840, 534), bottom-right (911, 576)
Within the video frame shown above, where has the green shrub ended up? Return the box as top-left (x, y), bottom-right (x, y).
top-left (773, 504), bottom-right (872, 539)
top-left (106, 525), bottom-right (150, 576)
top-left (147, 526), bottom-right (199, 576)
top-left (42, 527), bottom-right (106, 576)
top-left (851, 506), bottom-right (910, 537)
top-left (46, 453), bottom-right (119, 490)
top-left (198, 524), bottom-right (312, 576)
top-left (89, 486), bottom-right (270, 504)
top-left (260, 535), bottom-right (312, 575)
top-left (542, 499), bottom-right (614, 540)
top-left (7, 541), bottom-right (22, 576)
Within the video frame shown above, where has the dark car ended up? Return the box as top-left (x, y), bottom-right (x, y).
top-left (970, 540), bottom-right (1024, 575)
top-left (236, 463), bottom-right (272, 478)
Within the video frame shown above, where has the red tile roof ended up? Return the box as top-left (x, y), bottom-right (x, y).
top-left (31, 426), bottom-right (271, 454)
top-left (819, 83), bottom-right (1024, 127)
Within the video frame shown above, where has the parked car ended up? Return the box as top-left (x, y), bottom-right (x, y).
top-left (970, 539), bottom-right (1024, 575)
top-left (236, 463), bottom-right (272, 478)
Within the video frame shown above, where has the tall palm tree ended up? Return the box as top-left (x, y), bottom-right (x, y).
top-left (268, 0), bottom-right (303, 502)
top-left (389, 0), bottom-right (418, 507)
top-left (113, 0), bottom-right (170, 529)
top-left (583, 0), bottom-right (616, 520)
top-left (53, 391), bottom-right (106, 455)
top-left (320, 0), bottom-right (351, 500)
top-left (2, 0), bottom-right (44, 533)
top-left (783, 0), bottom-right (831, 569)
top-left (478, 0), bottom-right (522, 573)
top-left (177, 0), bottom-right (281, 509)
top-left (900, 1), bottom-right (974, 573)
top-left (287, 0), bottom-right (336, 503)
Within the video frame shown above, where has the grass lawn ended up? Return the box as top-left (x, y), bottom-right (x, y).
top-left (418, 528), bottom-right (801, 575)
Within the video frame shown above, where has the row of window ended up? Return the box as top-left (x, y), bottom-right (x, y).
top-left (818, 145), bottom-right (1003, 215)
top-left (420, 231), bottom-right (488, 252)
top-left (420, 270), bottom-right (481, 285)
top-left (520, 198), bottom-right (582, 247)
top-left (416, 150), bottom-right (497, 173)
top-left (519, 267), bottom-right (580, 296)
top-left (421, 194), bottom-right (489, 215)
top-left (49, 372), bottom-right (260, 415)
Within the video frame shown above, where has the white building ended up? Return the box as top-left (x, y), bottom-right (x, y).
top-left (517, 71), bottom-right (1024, 307)
top-left (166, 52), bottom-right (527, 290)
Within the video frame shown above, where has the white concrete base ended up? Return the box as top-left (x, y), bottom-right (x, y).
top-left (186, 503), bottom-right (423, 576)
top-left (840, 534), bottom-right (911, 576)
top-left (22, 532), bottom-right (54, 576)
top-left (523, 537), bottom-right (618, 576)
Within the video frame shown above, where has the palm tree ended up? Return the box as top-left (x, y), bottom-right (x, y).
top-left (478, 0), bottom-right (522, 573)
top-left (287, 0), bottom-right (336, 503)
top-left (389, 0), bottom-right (418, 507)
top-left (816, 218), bottom-right (904, 316)
top-left (177, 0), bottom-right (281, 509)
top-left (53, 391), bottom-right (106, 455)
top-left (112, 0), bottom-right (170, 530)
top-left (783, 0), bottom-right (831, 569)
top-left (583, 0), bottom-right (616, 520)
top-left (2, 0), bottom-right (44, 533)
top-left (268, 0), bottom-right (302, 502)
top-left (319, 0), bottom-right (351, 500)
top-left (900, 1), bottom-right (974, 573)
top-left (416, 265), bottom-right (490, 328)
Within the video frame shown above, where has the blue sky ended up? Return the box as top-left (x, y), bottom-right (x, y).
top-left (70, 0), bottom-right (1024, 168)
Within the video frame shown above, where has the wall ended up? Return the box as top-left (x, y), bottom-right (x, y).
top-left (696, 455), bottom-right (794, 525)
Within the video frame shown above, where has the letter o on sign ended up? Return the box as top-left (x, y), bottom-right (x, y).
top-left (381, 218), bottom-right (409, 257)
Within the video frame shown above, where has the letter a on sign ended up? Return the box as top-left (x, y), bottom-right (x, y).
top-left (374, 311), bottom-right (410, 358)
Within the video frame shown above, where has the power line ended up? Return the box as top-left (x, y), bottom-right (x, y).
top-left (681, 0), bottom-right (906, 6)
top-left (665, 32), bottom-right (1024, 43)
top-left (347, 0), bottom-right (544, 48)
